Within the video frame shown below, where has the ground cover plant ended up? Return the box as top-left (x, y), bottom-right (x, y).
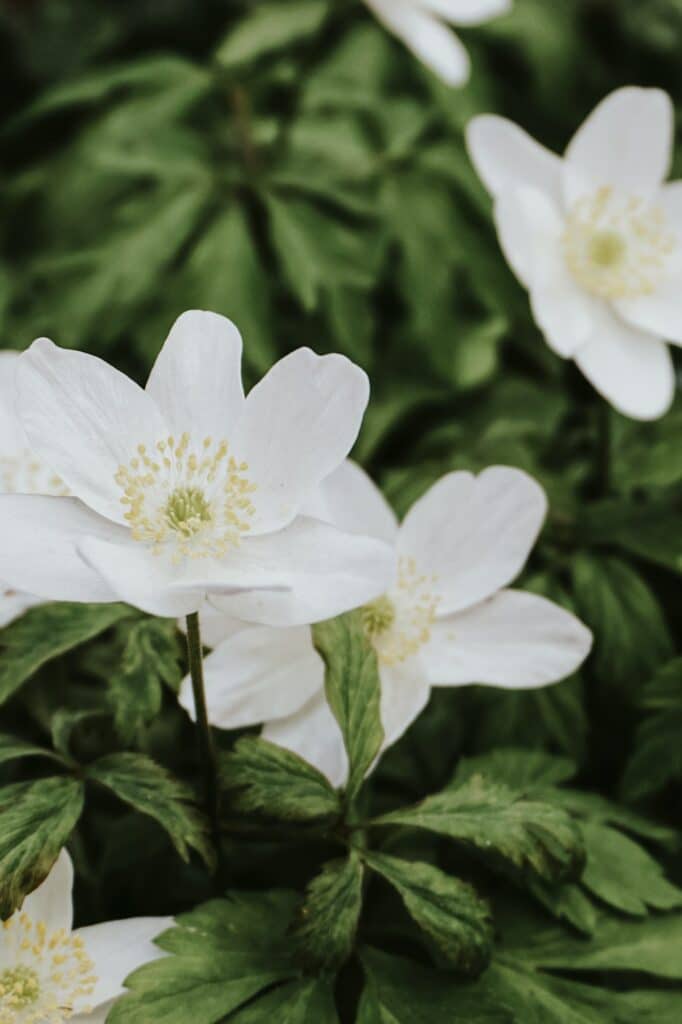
top-left (0, 0), bottom-right (681, 1021)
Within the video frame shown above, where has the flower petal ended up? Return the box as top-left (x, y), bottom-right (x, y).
top-left (564, 87), bottom-right (673, 204)
top-left (466, 115), bottom-right (562, 203)
top-left (73, 1001), bottom-right (115, 1024)
top-left (424, 589), bottom-right (592, 687)
top-left (420, 0), bottom-right (512, 25)
top-left (21, 848), bottom-right (73, 933)
top-left (398, 467), bottom-right (547, 615)
top-left (73, 917), bottom-right (171, 1012)
top-left (145, 311), bottom-right (245, 441)
top-left (263, 690), bottom-right (348, 788)
top-left (575, 306), bottom-right (675, 421)
top-left (613, 184), bottom-right (682, 345)
top-left (366, 0), bottom-right (471, 86)
top-left (0, 495), bottom-right (123, 602)
top-left (305, 460), bottom-right (399, 544)
top-left (380, 661), bottom-right (432, 750)
top-left (233, 349), bottom-right (369, 534)
top-left (179, 625), bottom-right (323, 729)
top-left (207, 516), bottom-right (396, 627)
top-left (17, 339), bottom-right (167, 524)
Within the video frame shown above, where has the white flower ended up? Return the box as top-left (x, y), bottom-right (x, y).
top-left (0, 850), bottom-right (169, 1023)
top-left (466, 86), bottom-right (682, 420)
top-left (0, 311), bottom-right (395, 622)
top-left (0, 352), bottom-right (69, 628)
top-left (181, 461), bottom-right (592, 786)
top-left (363, 0), bottom-right (512, 86)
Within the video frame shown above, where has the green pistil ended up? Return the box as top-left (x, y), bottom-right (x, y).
top-left (164, 486), bottom-right (212, 537)
top-left (0, 965), bottom-right (41, 1007)
top-left (362, 595), bottom-right (396, 638)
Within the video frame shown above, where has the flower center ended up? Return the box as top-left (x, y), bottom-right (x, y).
top-left (563, 186), bottom-right (675, 299)
top-left (0, 966), bottom-right (40, 1008)
top-left (362, 595), bottom-right (396, 638)
top-left (363, 559), bottom-right (439, 667)
top-left (0, 912), bottom-right (97, 1024)
top-left (115, 433), bottom-right (257, 563)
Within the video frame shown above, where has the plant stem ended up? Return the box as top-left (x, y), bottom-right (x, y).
top-left (185, 612), bottom-right (221, 856)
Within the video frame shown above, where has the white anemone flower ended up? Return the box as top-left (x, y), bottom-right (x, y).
top-left (0, 311), bottom-right (395, 622)
top-left (0, 352), bottom-right (68, 628)
top-left (467, 87), bottom-right (682, 420)
top-left (0, 850), bottom-right (169, 1023)
top-left (180, 461), bottom-right (592, 786)
top-left (363, 0), bottom-right (512, 86)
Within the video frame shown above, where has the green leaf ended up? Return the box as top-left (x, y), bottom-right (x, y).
top-left (580, 494), bottom-right (682, 575)
top-left (86, 753), bottom-right (213, 867)
top-left (571, 554), bottom-right (672, 693)
top-left (453, 749), bottom-right (577, 792)
top-left (359, 947), bottom-right (507, 1023)
top-left (507, 911), bottom-right (682, 980)
top-left (109, 618), bottom-right (182, 742)
top-left (109, 891), bottom-right (299, 1024)
top-left (0, 776), bottom-right (84, 918)
top-left (0, 602), bottom-right (130, 706)
top-left (580, 821), bottom-right (682, 916)
top-left (221, 737), bottom-right (341, 822)
top-left (622, 657), bottom-right (682, 798)
top-left (0, 733), bottom-right (66, 767)
top-left (373, 774), bottom-right (584, 884)
top-left (363, 852), bottom-right (493, 975)
top-left (292, 851), bottom-right (364, 968)
top-left (216, 1), bottom-right (331, 69)
top-left (228, 978), bottom-right (339, 1023)
top-left (313, 611), bottom-right (384, 802)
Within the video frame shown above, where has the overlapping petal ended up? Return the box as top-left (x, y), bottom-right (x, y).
top-left (563, 87), bottom-right (673, 204)
top-left (17, 339), bottom-right (167, 524)
top-left (233, 349), bottom-right (370, 534)
top-left (21, 848), bottom-right (74, 934)
top-left (306, 459), bottom-right (399, 544)
top-left (424, 589), bottom-right (592, 687)
top-left (146, 310), bottom-right (245, 440)
top-left (72, 917), bottom-right (171, 1013)
top-left (179, 625), bottom-right (323, 729)
top-left (398, 467), bottom-right (547, 616)
top-left (262, 689), bottom-right (348, 789)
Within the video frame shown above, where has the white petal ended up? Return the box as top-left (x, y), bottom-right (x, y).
top-left (179, 625), bottom-right (323, 729)
top-left (366, 0), bottom-right (471, 86)
top-left (614, 184), bottom-right (682, 344)
top-left (73, 917), bottom-right (171, 1012)
top-left (424, 589), bottom-right (592, 687)
top-left (419, 0), bottom-right (512, 25)
top-left (263, 689), bottom-right (348, 788)
top-left (145, 311), bottom-right (245, 441)
top-left (398, 467), bottom-right (547, 615)
top-left (234, 349), bottom-right (369, 534)
top-left (78, 537), bottom-right (212, 617)
top-left (564, 87), bottom-right (673, 204)
top-left (184, 605), bottom-right (248, 649)
top-left (21, 848), bottom-right (73, 933)
top-left (466, 116), bottom-right (562, 203)
top-left (380, 662), bottom-right (432, 750)
top-left (0, 351), bottom-right (26, 457)
top-left (305, 460), bottom-right (399, 544)
top-left (207, 517), bottom-right (396, 627)
top-left (0, 495), bottom-right (123, 602)
top-left (0, 588), bottom-right (43, 627)
top-left (575, 306), bottom-right (675, 421)
top-left (72, 1000), bottom-right (115, 1024)
top-left (17, 339), bottom-right (167, 524)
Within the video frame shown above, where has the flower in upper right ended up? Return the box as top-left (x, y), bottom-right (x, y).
top-left (467, 87), bottom-right (681, 420)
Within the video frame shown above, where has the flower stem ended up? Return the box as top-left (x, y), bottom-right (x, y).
top-left (185, 612), bottom-right (221, 856)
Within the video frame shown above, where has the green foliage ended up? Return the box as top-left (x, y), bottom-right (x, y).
top-left (108, 891), bottom-right (304, 1024)
top-left (0, 776), bottom-right (84, 918)
top-left (222, 736), bottom-right (341, 821)
top-left (373, 774), bottom-right (584, 884)
top-left (0, 602), bottom-right (130, 705)
top-left (623, 657), bottom-right (682, 798)
top-left (108, 617), bottom-right (183, 742)
top-left (293, 851), bottom-right (364, 968)
top-left (313, 611), bottom-right (384, 803)
top-left (86, 752), bottom-right (213, 867)
top-left (363, 852), bottom-right (493, 975)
